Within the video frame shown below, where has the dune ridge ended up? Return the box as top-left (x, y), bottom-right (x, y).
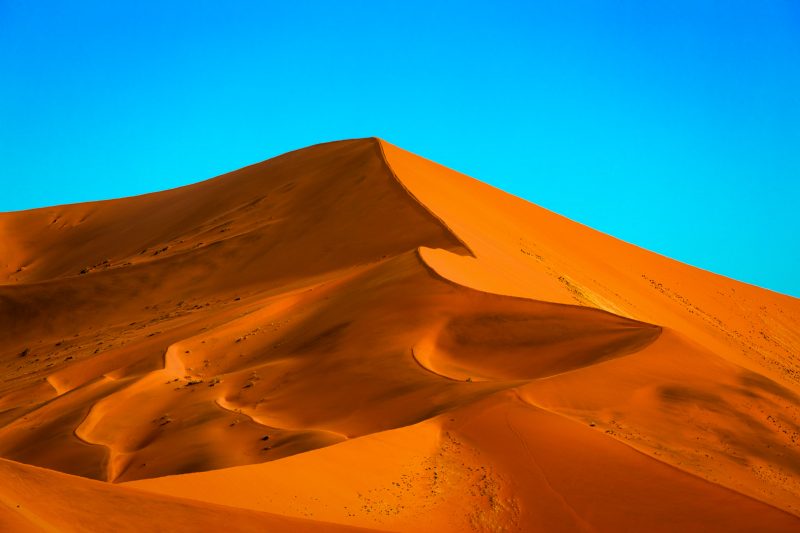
top-left (1, 138), bottom-right (798, 531)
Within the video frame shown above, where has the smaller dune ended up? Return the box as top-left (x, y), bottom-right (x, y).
top-left (413, 295), bottom-right (661, 382)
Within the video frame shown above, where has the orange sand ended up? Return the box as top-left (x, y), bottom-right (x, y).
top-left (1, 138), bottom-right (798, 531)
top-left (0, 457), bottom-right (366, 532)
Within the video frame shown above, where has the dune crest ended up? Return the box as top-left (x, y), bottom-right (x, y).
top-left (1, 138), bottom-right (798, 530)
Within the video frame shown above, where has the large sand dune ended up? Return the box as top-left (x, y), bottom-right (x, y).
top-left (1, 138), bottom-right (798, 531)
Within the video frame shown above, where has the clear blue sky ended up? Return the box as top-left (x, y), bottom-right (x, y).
top-left (2, 1), bottom-right (798, 297)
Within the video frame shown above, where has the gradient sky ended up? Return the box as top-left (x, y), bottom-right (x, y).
top-left (1, 1), bottom-right (798, 296)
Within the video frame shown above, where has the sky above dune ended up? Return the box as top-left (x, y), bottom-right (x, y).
top-left (1, 1), bottom-right (798, 297)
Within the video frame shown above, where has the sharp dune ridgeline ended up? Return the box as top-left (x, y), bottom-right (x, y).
top-left (1, 138), bottom-right (799, 531)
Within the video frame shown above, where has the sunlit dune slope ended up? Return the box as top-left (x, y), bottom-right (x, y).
top-left (380, 141), bottom-right (799, 385)
top-left (0, 457), bottom-right (369, 532)
top-left (1, 137), bottom-right (798, 531)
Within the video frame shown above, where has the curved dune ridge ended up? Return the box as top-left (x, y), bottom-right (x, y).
top-left (0, 138), bottom-right (798, 531)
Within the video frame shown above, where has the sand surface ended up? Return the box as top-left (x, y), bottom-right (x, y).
top-left (1, 138), bottom-right (798, 531)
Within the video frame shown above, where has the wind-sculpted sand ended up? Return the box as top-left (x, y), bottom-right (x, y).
top-left (1, 138), bottom-right (798, 531)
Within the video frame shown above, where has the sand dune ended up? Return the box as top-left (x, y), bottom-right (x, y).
top-left (128, 393), bottom-right (800, 532)
top-left (0, 456), bottom-right (368, 532)
top-left (1, 138), bottom-right (798, 530)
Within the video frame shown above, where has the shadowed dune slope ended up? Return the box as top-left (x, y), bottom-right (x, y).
top-left (1, 137), bottom-right (799, 531)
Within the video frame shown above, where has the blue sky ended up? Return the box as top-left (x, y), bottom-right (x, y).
top-left (1, 1), bottom-right (798, 297)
